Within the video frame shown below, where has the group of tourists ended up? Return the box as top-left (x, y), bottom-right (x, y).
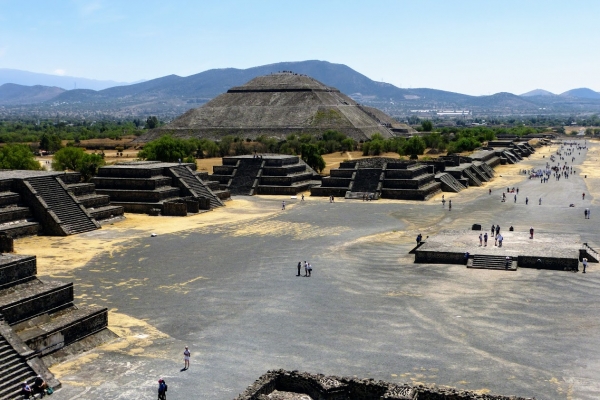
top-left (441, 195), bottom-right (452, 211)
top-left (20, 375), bottom-right (51, 398)
top-left (297, 261), bottom-right (313, 277)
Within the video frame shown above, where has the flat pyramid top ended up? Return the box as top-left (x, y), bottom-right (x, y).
top-left (228, 73), bottom-right (337, 92)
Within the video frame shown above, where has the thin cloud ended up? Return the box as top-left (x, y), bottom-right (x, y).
top-left (54, 69), bottom-right (67, 76)
top-left (78, 0), bottom-right (103, 16)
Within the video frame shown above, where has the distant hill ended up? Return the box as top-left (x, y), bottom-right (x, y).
top-left (0, 83), bottom-right (65, 105)
top-left (521, 89), bottom-right (555, 97)
top-left (1, 61), bottom-right (599, 118)
top-left (559, 88), bottom-right (600, 99)
top-left (0, 68), bottom-right (131, 91)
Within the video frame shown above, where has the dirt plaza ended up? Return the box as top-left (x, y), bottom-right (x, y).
top-left (15, 139), bottom-right (600, 400)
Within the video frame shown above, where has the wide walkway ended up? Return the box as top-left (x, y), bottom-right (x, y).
top-left (20, 139), bottom-right (600, 400)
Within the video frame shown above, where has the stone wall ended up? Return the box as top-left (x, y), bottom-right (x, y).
top-left (518, 255), bottom-right (579, 271)
top-left (234, 370), bottom-right (533, 400)
top-left (414, 249), bottom-right (466, 265)
top-left (0, 255), bottom-right (36, 288)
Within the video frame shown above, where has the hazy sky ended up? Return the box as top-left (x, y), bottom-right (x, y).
top-left (1, 0), bottom-right (598, 95)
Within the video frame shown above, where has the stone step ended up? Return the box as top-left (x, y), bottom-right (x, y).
top-left (0, 280), bottom-right (74, 325)
top-left (0, 206), bottom-right (31, 223)
top-left (67, 182), bottom-right (96, 196)
top-left (76, 193), bottom-right (111, 208)
top-left (0, 191), bottom-right (20, 207)
top-left (16, 305), bottom-right (108, 356)
top-left (0, 334), bottom-right (37, 400)
top-left (0, 220), bottom-right (40, 239)
top-left (88, 205), bottom-right (124, 221)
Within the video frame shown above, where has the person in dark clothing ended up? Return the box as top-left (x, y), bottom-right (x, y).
top-left (32, 375), bottom-right (48, 397)
top-left (21, 382), bottom-right (33, 399)
top-left (297, 261), bottom-right (301, 276)
top-left (416, 233), bottom-right (422, 245)
top-left (495, 225), bottom-right (500, 237)
top-left (158, 379), bottom-right (168, 400)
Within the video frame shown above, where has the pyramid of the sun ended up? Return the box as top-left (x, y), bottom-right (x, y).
top-left (140, 72), bottom-right (412, 142)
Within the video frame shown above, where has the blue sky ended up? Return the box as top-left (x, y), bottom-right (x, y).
top-left (1, 0), bottom-right (598, 95)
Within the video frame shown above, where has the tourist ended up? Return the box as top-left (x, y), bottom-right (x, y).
top-left (585, 209), bottom-right (588, 219)
top-left (183, 346), bottom-right (191, 370)
top-left (479, 233), bottom-right (482, 246)
top-left (489, 188), bottom-right (491, 195)
top-left (21, 381), bottom-right (33, 399)
top-left (484, 232), bottom-right (488, 246)
top-left (297, 261), bottom-right (301, 276)
top-left (416, 233), bottom-right (422, 245)
top-left (539, 198), bottom-right (542, 205)
top-left (496, 225), bottom-right (500, 237)
top-left (494, 234), bottom-right (498, 246)
top-left (516, 187), bottom-right (519, 194)
top-left (505, 256), bottom-right (511, 269)
top-left (442, 198), bottom-right (446, 207)
top-left (301, 194), bottom-right (304, 201)
top-left (586, 208), bottom-right (591, 219)
top-left (491, 224), bottom-right (495, 236)
top-left (498, 234), bottom-right (503, 247)
top-left (529, 227), bottom-right (534, 239)
top-left (448, 200), bottom-right (452, 211)
top-left (32, 375), bottom-right (48, 397)
top-left (282, 201), bottom-right (286, 210)
top-left (304, 261), bottom-right (308, 277)
top-left (526, 197), bottom-right (529, 205)
top-left (158, 379), bottom-right (168, 400)
top-left (583, 192), bottom-right (585, 200)
top-left (514, 194), bottom-right (517, 203)
top-left (582, 258), bottom-right (588, 273)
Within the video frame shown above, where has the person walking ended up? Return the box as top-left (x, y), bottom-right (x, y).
top-left (498, 234), bottom-right (503, 247)
top-left (479, 233), bottom-right (483, 246)
top-left (526, 197), bottom-right (529, 205)
top-left (539, 198), bottom-right (542, 205)
top-left (158, 379), bottom-right (168, 400)
top-left (491, 224), bottom-right (495, 236)
top-left (529, 227), bottom-right (534, 239)
top-left (442, 198), bottom-right (446, 208)
top-left (282, 201), bottom-right (286, 210)
top-left (301, 194), bottom-right (304, 201)
top-left (582, 258), bottom-right (588, 273)
top-left (183, 346), bottom-right (191, 370)
top-left (297, 261), bottom-right (301, 276)
top-left (496, 225), bottom-right (500, 237)
top-left (583, 192), bottom-right (585, 200)
top-left (484, 232), bottom-right (488, 246)
top-left (514, 194), bottom-right (517, 203)
top-left (586, 208), bottom-right (591, 219)
top-left (448, 200), bottom-right (452, 211)
top-left (585, 209), bottom-right (588, 219)
top-left (489, 188), bottom-right (492, 195)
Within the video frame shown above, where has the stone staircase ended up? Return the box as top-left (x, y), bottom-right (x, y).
top-left (436, 172), bottom-right (466, 193)
top-left (0, 324), bottom-right (38, 400)
top-left (581, 243), bottom-right (600, 263)
top-left (24, 176), bottom-right (99, 235)
top-left (62, 178), bottom-right (124, 223)
top-left (0, 178), bottom-right (40, 239)
top-left (468, 254), bottom-right (516, 270)
top-left (169, 165), bottom-right (224, 208)
top-left (462, 168), bottom-right (482, 186)
top-left (351, 168), bottom-right (382, 194)
top-left (228, 159), bottom-right (263, 195)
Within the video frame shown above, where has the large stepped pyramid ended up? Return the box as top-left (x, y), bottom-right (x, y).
top-left (0, 253), bottom-right (113, 399)
top-left (93, 161), bottom-right (229, 215)
top-left (210, 155), bottom-right (321, 196)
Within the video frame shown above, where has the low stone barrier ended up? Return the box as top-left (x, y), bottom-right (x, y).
top-left (235, 370), bottom-right (533, 400)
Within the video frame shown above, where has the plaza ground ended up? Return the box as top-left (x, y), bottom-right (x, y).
top-left (15, 139), bottom-right (600, 399)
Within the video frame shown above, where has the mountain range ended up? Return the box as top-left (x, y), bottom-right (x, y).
top-left (1, 61), bottom-right (599, 119)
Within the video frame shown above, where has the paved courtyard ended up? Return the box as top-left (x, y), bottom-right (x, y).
top-left (18, 140), bottom-right (600, 400)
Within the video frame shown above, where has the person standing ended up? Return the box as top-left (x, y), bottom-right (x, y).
top-left (282, 201), bottom-right (286, 210)
top-left (307, 263), bottom-right (312, 277)
top-left (496, 225), bottom-right (500, 237)
top-left (583, 192), bottom-right (585, 200)
top-left (529, 227), bottom-right (534, 239)
top-left (582, 258), bottom-right (588, 273)
top-left (539, 198), bottom-right (542, 205)
top-left (479, 233), bottom-right (483, 246)
top-left (484, 232), bottom-right (488, 247)
top-left (297, 261), bottom-right (301, 276)
top-left (301, 194), bottom-right (304, 201)
top-left (442, 198), bottom-right (446, 208)
top-left (448, 200), bottom-right (452, 211)
top-left (416, 233), bottom-right (422, 245)
top-left (491, 224), bottom-right (495, 236)
top-left (489, 188), bottom-right (492, 195)
top-left (514, 194), bottom-right (517, 203)
top-left (498, 234), bottom-right (503, 247)
top-left (183, 346), bottom-right (191, 370)
top-left (304, 261), bottom-right (308, 277)
top-left (586, 208), bottom-right (591, 219)
top-left (526, 197), bottom-right (529, 205)
top-left (585, 209), bottom-right (588, 219)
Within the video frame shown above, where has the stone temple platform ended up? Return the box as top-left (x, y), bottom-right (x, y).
top-left (414, 229), bottom-right (590, 271)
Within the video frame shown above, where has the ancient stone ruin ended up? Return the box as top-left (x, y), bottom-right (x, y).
top-left (311, 139), bottom-right (539, 200)
top-left (0, 254), bottom-right (112, 398)
top-left (0, 170), bottom-right (123, 238)
top-left (210, 155), bottom-right (321, 195)
top-left (235, 370), bottom-right (534, 400)
top-left (138, 72), bottom-right (413, 142)
top-left (93, 161), bottom-right (229, 214)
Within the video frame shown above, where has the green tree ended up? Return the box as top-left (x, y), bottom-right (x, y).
top-left (301, 143), bottom-right (326, 173)
top-left (144, 116), bottom-right (159, 129)
top-left (39, 133), bottom-right (62, 152)
top-left (421, 120), bottom-right (433, 132)
top-left (0, 144), bottom-right (41, 170)
top-left (52, 147), bottom-right (106, 181)
top-left (137, 135), bottom-right (198, 162)
top-left (401, 136), bottom-right (426, 157)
